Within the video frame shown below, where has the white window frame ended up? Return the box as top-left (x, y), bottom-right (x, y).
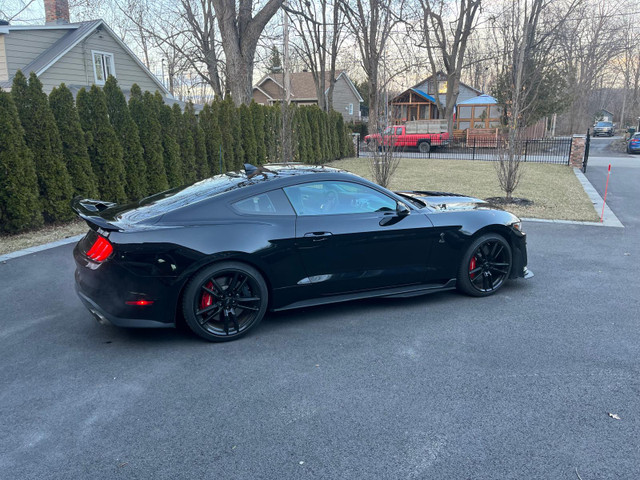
top-left (348, 103), bottom-right (354, 115)
top-left (91, 50), bottom-right (116, 85)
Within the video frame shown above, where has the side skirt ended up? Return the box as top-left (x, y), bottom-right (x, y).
top-left (272, 279), bottom-right (457, 312)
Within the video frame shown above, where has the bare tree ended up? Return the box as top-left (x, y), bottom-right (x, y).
top-left (343, 0), bottom-right (402, 133)
top-left (418, 0), bottom-right (482, 134)
top-left (0, 0), bottom-right (37, 22)
top-left (212, 0), bottom-right (285, 104)
top-left (559, 0), bottom-right (625, 133)
top-left (288, 0), bottom-right (344, 111)
top-left (368, 134), bottom-right (401, 188)
top-left (115, 0), bottom-right (226, 98)
top-left (495, 0), bottom-right (579, 200)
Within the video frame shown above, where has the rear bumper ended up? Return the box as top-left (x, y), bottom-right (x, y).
top-left (73, 240), bottom-right (177, 328)
top-left (75, 283), bottom-right (171, 328)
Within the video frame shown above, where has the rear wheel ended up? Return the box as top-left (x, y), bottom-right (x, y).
top-left (457, 233), bottom-right (512, 297)
top-left (182, 262), bottom-right (268, 342)
top-left (418, 141), bottom-right (431, 154)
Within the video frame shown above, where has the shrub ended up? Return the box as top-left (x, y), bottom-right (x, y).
top-left (184, 102), bottom-right (208, 179)
top-left (76, 85), bottom-right (127, 203)
top-left (0, 90), bottom-right (43, 233)
top-left (129, 85), bottom-right (168, 194)
top-left (49, 83), bottom-right (98, 198)
top-left (239, 103), bottom-right (258, 165)
top-left (104, 76), bottom-right (148, 200)
top-left (173, 103), bottom-right (197, 183)
top-left (12, 71), bottom-right (74, 222)
top-left (156, 95), bottom-right (184, 188)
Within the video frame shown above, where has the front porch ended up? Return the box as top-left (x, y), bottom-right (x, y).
top-left (390, 88), bottom-right (441, 125)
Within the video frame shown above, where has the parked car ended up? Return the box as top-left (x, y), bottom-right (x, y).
top-left (364, 121), bottom-right (450, 153)
top-left (593, 121), bottom-right (614, 137)
top-left (627, 133), bottom-right (640, 154)
top-left (73, 164), bottom-right (532, 342)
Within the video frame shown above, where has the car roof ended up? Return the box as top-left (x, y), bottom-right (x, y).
top-left (105, 164), bottom-right (373, 224)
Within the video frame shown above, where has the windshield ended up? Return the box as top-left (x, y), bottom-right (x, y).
top-left (596, 122), bottom-right (612, 127)
top-left (383, 127), bottom-right (394, 135)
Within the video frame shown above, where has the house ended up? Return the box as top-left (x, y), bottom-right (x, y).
top-left (252, 70), bottom-right (363, 122)
top-left (0, 0), bottom-right (170, 99)
top-left (390, 72), bottom-right (481, 124)
top-left (595, 109), bottom-right (614, 123)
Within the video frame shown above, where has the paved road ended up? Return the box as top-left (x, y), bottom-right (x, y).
top-left (588, 135), bottom-right (629, 158)
top-left (1, 160), bottom-right (639, 479)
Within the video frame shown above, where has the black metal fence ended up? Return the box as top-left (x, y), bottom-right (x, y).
top-left (359, 137), bottom-right (574, 165)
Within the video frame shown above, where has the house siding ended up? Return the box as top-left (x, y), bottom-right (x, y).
top-left (39, 28), bottom-right (162, 94)
top-left (4, 29), bottom-right (68, 77)
top-left (416, 79), bottom-right (480, 106)
top-left (329, 75), bottom-right (360, 122)
top-left (253, 89), bottom-right (270, 105)
top-left (0, 36), bottom-right (7, 81)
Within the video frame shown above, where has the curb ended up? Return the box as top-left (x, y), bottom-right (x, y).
top-left (0, 234), bottom-right (84, 263)
top-left (572, 168), bottom-right (623, 228)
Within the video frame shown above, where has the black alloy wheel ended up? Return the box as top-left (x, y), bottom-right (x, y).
top-left (457, 233), bottom-right (512, 297)
top-left (183, 262), bottom-right (268, 341)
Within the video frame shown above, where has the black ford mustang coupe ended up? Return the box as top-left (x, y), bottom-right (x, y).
top-left (73, 164), bottom-right (532, 342)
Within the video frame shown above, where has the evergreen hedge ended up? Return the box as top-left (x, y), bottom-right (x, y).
top-left (12, 71), bottom-right (74, 222)
top-left (76, 85), bottom-right (128, 203)
top-left (2, 78), bottom-right (354, 234)
top-left (0, 90), bottom-right (43, 233)
top-left (156, 96), bottom-right (184, 188)
top-left (104, 76), bottom-right (148, 200)
top-left (49, 83), bottom-right (98, 199)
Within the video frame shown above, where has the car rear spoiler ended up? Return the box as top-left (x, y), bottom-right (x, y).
top-left (71, 197), bottom-right (120, 231)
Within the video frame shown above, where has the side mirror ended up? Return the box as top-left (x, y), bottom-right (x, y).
top-left (396, 202), bottom-right (410, 216)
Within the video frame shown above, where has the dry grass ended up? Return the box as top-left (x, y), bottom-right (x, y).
top-left (0, 220), bottom-right (88, 256)
top-left (330, 157), bottom-right (599, 222)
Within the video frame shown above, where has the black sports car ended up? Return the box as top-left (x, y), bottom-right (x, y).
top-left (73, 164), bottom-right (532, 342)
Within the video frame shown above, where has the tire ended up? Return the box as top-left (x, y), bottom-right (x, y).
top-left (182, 261), bottom-right (268, 342)
top-left (418, 141), bottom-right (431, 154)
top-left (456, 233), bottom-right (512, 297)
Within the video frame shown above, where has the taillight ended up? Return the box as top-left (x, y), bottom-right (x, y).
top-left (85, 235), bottom-right (113, 262)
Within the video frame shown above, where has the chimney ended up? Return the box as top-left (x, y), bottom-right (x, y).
top-left (44, 0), bottom-right (70, 25)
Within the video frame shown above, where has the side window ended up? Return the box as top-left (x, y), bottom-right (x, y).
top-left (283, 181), bottom-right (397, 216)
top-left (395, 127), bottom-right (403, 136)
top-left (232, 190), bottom-right (293, 215)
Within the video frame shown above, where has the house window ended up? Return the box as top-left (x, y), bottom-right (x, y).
top-left (92, 51), bottom-right (115, 85)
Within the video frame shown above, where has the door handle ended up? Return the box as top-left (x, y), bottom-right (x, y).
top-left (304, 231), bottom-right (333, 241)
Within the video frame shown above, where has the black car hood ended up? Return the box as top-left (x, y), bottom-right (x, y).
top-left (397, 190), bottom-right (489, 212)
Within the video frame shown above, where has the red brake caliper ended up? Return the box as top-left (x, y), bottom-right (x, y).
top-left (200, 281), bottom-right (214, 310)
top-left (469, 256), bottom-right (477, 279)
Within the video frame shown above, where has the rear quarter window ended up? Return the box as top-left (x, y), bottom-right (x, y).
top-left (231, 190), bottom-right (294, 215)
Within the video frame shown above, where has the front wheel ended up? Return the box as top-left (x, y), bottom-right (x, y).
top-left (457, 233), bottom-right (512, 297)
top-left (182, 261), bottom-right (268, 342)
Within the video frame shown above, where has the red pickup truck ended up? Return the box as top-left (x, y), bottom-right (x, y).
top-left (364, 123), bottom-right (450, 153)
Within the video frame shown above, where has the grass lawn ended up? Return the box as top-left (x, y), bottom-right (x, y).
top-left (329, 157), bottom-right (599, 222)
top-left (0, 220), bottom-right (87, 256)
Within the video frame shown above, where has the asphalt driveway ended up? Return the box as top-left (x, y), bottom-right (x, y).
top-left (1, 158), bottom-right (638, 479)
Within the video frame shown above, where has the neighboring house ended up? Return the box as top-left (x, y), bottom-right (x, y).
top-left (390, 72), bottom-right (481, 124)
top-left (595, 109), bottom-right (614, 123)
top-left (252, 70), bottom-right (363, 122)
top-left (0, 0), bottom-right (169, 98)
